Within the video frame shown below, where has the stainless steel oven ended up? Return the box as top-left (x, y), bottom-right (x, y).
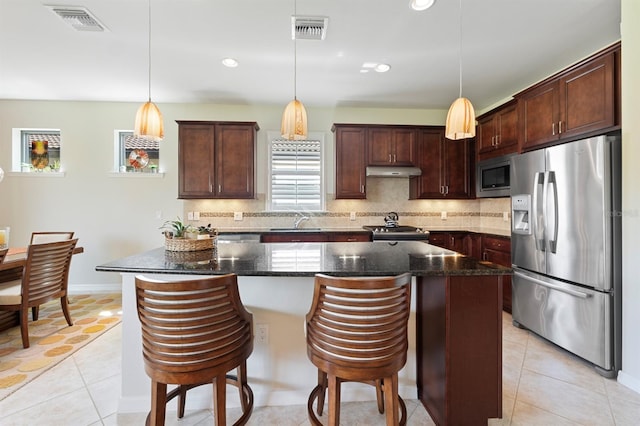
top-left (363, 225), bottom-right (429, 241)
top-left (476, 154), bottom-right (514, 198)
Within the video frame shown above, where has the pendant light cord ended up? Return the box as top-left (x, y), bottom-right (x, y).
top-left (147, 0), bottom-right (152, 103)
top-left (458, 0), bottom-right (462, 99)
top-left (293, 0), bottom-right (297, 101)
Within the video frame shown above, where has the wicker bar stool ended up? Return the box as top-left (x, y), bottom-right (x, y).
top-left (135, 274), bottom-right (254, 426)
top-left (305, 273), bottom-right (412, 426)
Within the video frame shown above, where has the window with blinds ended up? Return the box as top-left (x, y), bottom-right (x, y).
top-left (269, 136), bottom-right (324, 211)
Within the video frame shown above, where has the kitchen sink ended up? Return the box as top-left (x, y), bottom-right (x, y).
top-left (269, 228), bottom-right (322, 231)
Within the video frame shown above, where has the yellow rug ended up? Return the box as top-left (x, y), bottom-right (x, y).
top-left (0, 294), bottom-right (121, 400)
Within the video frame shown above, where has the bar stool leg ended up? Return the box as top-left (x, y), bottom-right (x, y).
top-left (383, 375), bottom-right (399, 425)
top-left (328, 374), bottom-right (341, 426)
top-left (149, 381), bottom-right (167, 426)
top-left (213, 373), bottom-right (227, 426)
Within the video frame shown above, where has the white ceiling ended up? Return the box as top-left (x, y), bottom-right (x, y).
top-left (0, 0), bottom-right (621, 111)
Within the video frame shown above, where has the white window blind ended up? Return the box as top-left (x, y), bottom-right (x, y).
top-left (269, 137), bottom-right (323, 211)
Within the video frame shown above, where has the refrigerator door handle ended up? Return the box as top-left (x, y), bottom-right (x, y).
top-left (533, 172), bottom-right (545, 251)
top-left (514, 271), bottom-right (591, 299)
top-left (547, 171), bottom-right (559, 253)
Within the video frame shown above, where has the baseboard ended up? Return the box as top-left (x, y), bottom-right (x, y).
top-left (617, 370), bottom-right (640, 395)
top-left (68, 283), bottom-right (122, 294)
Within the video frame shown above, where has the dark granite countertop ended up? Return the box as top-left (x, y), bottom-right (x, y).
top-left (96, 241), bottom-right (511, 277)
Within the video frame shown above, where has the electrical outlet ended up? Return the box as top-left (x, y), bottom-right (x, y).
top-left (234, 212), bottom-right (243, 221)
top-left (256, 323), bottom-right (269, 344)
top-left (350, 212), bottom-right (356, 221)
top-left (503, 212), bottom-right (510, 222)
top-left (441, 211), bottom-right (447, 220)
top-left (193, 211), bottom-right (200, 220)
top-left (187, 212), bottom-right (194, 220)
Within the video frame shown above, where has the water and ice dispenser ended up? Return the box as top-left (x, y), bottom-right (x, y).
top-left (511, 194), bottom-right (531, 235)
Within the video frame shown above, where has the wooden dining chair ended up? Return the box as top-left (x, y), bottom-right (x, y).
top-left (28, 231), bottom-right (75, 320)
top-left (0, 238), bottom-right (78, 348)
top-left (135, 274), bottom-right (254, 426)
top-left (30, 231), bottom-right (75, 244)
top-left (305, 273), bottom-right (412, 426)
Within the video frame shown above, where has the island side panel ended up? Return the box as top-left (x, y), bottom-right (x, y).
top-left (416, 274), bottom-right (503, 425)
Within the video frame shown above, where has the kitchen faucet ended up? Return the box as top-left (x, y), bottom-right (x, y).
top-left (293, 213), bottom-right (310, 229)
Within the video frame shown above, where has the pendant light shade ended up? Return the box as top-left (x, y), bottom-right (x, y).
top-left (281, 0), bottom-right (308, 140)
top-left (134, 101), bottom-right (164, 141)
top-left (281, 99), bottom-right (308, 140)
top-left (445, 97), bottom-right (475, 140)
top-left (134, 0), bottom-right (163, 141)
top-left (445, 0), bottom-right (475, 140)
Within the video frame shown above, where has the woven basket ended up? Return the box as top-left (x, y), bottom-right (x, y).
top-left (164, 236), bottom-right (216, 252)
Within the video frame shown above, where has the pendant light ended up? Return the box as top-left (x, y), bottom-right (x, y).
top-left (134, 0), bottom-right (164, 141)
top-left (445, 0), bottom-right (475, 140)
top-left (281, 0), bottom-right (308, 140)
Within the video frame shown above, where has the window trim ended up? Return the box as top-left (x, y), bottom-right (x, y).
top-left (266, 131), bottom-right (326, 212)
top-left (11, 128), bottom-right (62, 173)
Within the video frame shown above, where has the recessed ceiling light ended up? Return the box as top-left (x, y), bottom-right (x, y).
top-left (360, 62), bottom-right (391, 73)
top-left (410, 0), bottom-right (436, 11)
top-left (222, 58), bottom-right (238, 68)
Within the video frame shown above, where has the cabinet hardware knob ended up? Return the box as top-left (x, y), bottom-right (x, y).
top-left (552, 122), bottom-right (556, 135)
top-left (558, 121), bottom-right (563, 134)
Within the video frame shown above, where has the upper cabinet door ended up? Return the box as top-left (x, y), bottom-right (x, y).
top-left (367, 127), bottom-right (394, 165)
top-left (559, 54), bottom-right (615, 139)
top-left (335, 125), bottom-right (367, 199)
top-left (214, 124), bottom-right (256, 199)
top-left (178, 123), bottom-right (215, 198)
top-left (409, 128), bottom-right (445, 199)
top-left (367, 127), bottom-right (416, 166)
top-left (519, 81), bottom-right (559, 150)
top-left (477, 100), bottom-right (519, 160)
top-left (392, 128), bottom-right (417, 165)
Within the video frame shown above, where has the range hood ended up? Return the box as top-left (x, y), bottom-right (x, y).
top-left (366, 166), bottom-right (422, 178)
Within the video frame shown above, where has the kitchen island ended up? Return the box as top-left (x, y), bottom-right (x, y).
top-left (96, 241), bottom-right (510, 425)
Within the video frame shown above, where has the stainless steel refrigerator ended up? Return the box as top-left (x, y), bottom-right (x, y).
top-left (510, 134), bottom-right (621, 377)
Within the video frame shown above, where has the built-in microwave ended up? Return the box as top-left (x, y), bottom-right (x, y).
top-left (476, 154), bottom-right (514, 198)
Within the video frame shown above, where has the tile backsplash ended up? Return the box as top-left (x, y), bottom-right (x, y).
top-left (183, 178), bottom-right (512, 234)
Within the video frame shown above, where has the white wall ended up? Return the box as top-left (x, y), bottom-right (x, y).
top-left (619, 0), bottom-right (640, 393)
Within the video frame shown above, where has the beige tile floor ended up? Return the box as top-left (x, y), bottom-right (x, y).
top-left (1, 311), bottom-right (639, 425)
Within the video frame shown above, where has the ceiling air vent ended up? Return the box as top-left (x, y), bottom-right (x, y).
top-left (291, 16), bottom-right (328, 40)
top-left (47, 6), bottom-right (106, 32)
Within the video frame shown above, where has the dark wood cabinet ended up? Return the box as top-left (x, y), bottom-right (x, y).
top-left (428, 231), bottom-right (468, 255)
top-left (410, 128), bottom-right (474, 199)
top-left (517, 43), bottom-right (619, 151)
top-left (430, 231), bottom-right (513, 312)
top-left (367, 127), bottom-right (416, 166)
top-left (261, 233), bottom-right (329, 243)
top-left (333, 125), bottom-right (367, 199)
top-left (482, 235), bottom-right (512, 313)
top-left (329, 232), bottom-right (371, 242)
top-left (417, 274), bottom-right (502, 425)
top-left (177, 121), bottom-right (258, 199)
top-left (260, 231), bottom-right (371, 243)
top-left (464, 232), bottom-right (483, 260)
top-left (477, 100), bottom-right (519, 160)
